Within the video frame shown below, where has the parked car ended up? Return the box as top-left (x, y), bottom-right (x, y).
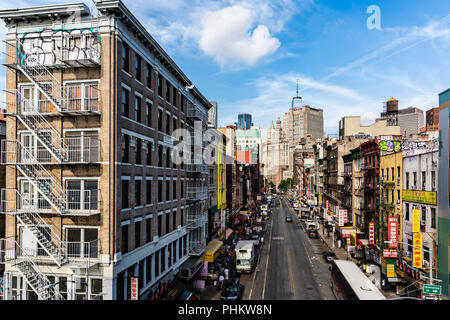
top-left (322, 251), bottom-right (336, 263)
top-left (285, 216), bottom-right (293, 222)
top-left (250, 234), bottom-right (260, 246)
top-left (308, 229), bottom-right (319, 238)
top-left (220, 279), bottom-right (243, 300)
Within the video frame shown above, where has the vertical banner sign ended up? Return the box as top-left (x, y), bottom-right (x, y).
top-left (388, 217), bottom-right (399, 249)
top-left (221, 210), bottom-right (226, 229)
top-left (326, 200), bottom-right (329, 215)
top-left (369, 222), bottom-right (375, 244)
top-left (338, 209), bottom-right (344, 226)
top-left (343, 209), bottom-right (348, 223)
top-left (413, 233), bottom-right (423, 268)
top-left (412, 209), bottom-right (421, 233)
top-left (131, 277), bottom-right (138, 300)
top-left (387, 264), bottom-right (396, 278)
top-left (319, 194), bottom-right (322, 206)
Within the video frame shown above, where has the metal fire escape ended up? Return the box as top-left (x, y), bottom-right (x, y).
top-left (0, 31), bottom-right (101, 299)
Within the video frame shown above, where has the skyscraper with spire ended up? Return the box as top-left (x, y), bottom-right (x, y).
top-left (283, 82), bottom-right (324, 143)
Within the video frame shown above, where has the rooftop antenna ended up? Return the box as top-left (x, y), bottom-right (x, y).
top-left (292, 79), bottom-right (303, 109)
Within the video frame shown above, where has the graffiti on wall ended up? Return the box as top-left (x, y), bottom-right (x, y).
top-left (19, 27), bottom-right (101, 67)
top-left (376, 136), bottom-right (438, 154)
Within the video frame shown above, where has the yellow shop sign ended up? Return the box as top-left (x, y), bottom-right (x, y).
top-left (402, 190), bottom-right (437, 205)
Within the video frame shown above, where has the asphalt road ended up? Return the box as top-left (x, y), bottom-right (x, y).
top-left (239, 197), bottom-right (335, 300)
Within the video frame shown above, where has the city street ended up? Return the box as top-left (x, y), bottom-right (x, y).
top-left (239, 198), bottom-right (335, 300)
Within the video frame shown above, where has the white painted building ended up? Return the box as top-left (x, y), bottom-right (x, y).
top-left (401, 140), bottom-right (439, 270)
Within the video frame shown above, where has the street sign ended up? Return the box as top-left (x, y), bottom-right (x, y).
top-left (131, 277), bottom-right (138, 300)
top-left (423, 284), bottom-right (441, 295)
top-left (423, 295), bottom-right (439, 300)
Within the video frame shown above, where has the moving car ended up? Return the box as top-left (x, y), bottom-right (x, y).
top-left (220, 279), bottom-right (243, 300)
top-left (250, 234), bottom-right (260, 246)
top-left (323, 251), bottom-right (336, 263)
top-left (308, 229), bottom-right (319, 238)
top-left (285, 216), bottom-right (293, 222)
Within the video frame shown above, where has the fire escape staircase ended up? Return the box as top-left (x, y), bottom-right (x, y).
top-left (3, 239), bottom-right (65, 300)
top-left (2, 139), bottom-right (67, 215)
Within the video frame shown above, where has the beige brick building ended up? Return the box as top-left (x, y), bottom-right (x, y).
top-left (0, 0), bottom-right (212, 300)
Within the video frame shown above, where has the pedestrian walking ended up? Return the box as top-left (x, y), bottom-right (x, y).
top-left (218, 273), bottom-right (225, 290)
top-left (224, 267), bottom-right (229, 280)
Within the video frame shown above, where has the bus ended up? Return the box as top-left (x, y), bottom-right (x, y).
top-left (330, 260), bottom-right (386, 300)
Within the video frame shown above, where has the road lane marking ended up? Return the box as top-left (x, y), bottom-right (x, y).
top-left (272, 237), bottom-right (284, 240)
top-left (286, 249), bottom-right (297, 299)
top-left (262, 207), bottom-right (274, 300)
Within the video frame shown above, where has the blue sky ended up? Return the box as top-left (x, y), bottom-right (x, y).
top-left (1, 0), bottom-right (450, 138)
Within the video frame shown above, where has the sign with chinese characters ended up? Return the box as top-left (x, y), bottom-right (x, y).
top-left (318, 194), bottom-right (322, 206)
top-left (413, 233), bottom-right (423, 268)
top-left (338, 208), bottom-right (344, 227)
top-left (221, 210), bottom-right (226, 229)
top-left (403, 190), bottom-right (437, 205)
top-left (387, 264), bottom-right (396, 278)
top-left (343, 209), bottom-right (348, 223)
top-left (388, 217), bottom-right (399, 249)
top-left (369, 222), bottom-right (375, 244)
top-left (131, 277), bottom-right (138, 300)
top-left (326, 200), bottom-right (329, 215)
top-left (383, 249), bottom-right (398, 259)
top-left (412, 209), bottom-right (421, 233)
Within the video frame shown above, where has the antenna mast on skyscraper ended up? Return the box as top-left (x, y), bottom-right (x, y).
top-left (292, 79), bottom-right (302, 109)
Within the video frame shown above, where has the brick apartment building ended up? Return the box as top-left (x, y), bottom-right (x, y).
top-left (0, 0), bottom-right (212, 300)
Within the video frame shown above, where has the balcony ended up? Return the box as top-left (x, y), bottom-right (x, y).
top-left (0, 237), bottom-right (100, 263)
top-left (379, 198), bottom-right (394, 210)
top-left (186, 103), bottom-right (208, 124)
top-left (4, 34), bottom-right (101, 69)
top-left (186, 187), bottom-right (208, 201)
top-left (185, 163), bottom-right (208, 174)
top-left (380, 181), bottom-right (395, 188)
top-left (189, 240), bottom-right (205, 256)
top-left (63, 239), bottom-right (100, 260)
top-left (1, 137), bottom-right (100, 165)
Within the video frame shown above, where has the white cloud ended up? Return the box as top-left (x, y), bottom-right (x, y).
top-left (198, 5), bottom-right (280, 67)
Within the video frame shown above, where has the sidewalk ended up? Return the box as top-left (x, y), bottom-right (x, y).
top-left (314, 218), bottom-right (401, 299)
top-left (315, 221), bottom-right (351, 261)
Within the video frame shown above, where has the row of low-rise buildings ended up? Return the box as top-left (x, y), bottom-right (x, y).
top-left (295, 94), bottom-right (450, 298)
top-left (0, 0), bottom-right (262, 300)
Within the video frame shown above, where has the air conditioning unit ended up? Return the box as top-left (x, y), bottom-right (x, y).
top-left (423, 260), bottom-right (430, 268)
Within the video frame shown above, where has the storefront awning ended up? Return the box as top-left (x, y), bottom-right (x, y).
top-left (225, 228), bottom-right (234, 240)
top-left (204, 239), bottom-right (223, 263)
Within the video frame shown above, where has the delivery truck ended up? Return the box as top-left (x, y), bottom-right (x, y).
top-left (235, 240), bottom-right (255, 274)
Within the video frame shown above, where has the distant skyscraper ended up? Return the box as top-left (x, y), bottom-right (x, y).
top-left (236, 113), bottom-right (253, 130)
